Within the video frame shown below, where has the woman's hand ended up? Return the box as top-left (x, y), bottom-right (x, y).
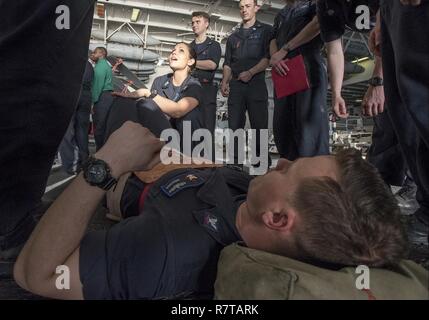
top-left (112, 88), bottom-right (151, 99)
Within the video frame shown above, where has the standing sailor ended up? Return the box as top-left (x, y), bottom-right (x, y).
top-left (190, 11), bottom-right (222, 135)
top-left (221, 0), bottom-right (273, 166)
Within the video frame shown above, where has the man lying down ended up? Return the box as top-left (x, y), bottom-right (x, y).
top-left (13, 122), bottom-right (427, 300)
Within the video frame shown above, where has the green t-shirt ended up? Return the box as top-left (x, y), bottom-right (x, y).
top-left (92, 58), bottom-right (113, 104)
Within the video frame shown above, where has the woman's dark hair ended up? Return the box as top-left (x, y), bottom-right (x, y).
top-left (177, 42), bottom-right (197, 72)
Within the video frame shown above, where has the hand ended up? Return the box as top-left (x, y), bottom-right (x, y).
top-left (95, 121), bottom-right (164, 178)
top-left (221, 80), bottom-right (230, 97)
top-left (362, 85), bottom-right (385, 117)
top-left (238, 71), bottom-right (253, 83)
top-left (400, 0), bottom-right (421, 5)
top-left (112, 58), bottom-right (124, 72)
top-left (270, 49), bottom-right (289, 75)
top-left (332, 95), bottom-right (349, 119)
top-left (112, 88), bottom-right (150, 99)
top-left (273, 59), bottom-right (290, 77)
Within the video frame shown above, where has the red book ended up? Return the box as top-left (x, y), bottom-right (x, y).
top-left (271, 54), bottom-right (310, 99)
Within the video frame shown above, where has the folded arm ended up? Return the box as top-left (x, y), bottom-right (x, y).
top-left (14, 122), bottom-right (163, 300)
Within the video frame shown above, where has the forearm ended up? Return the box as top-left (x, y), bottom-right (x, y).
top-left (153, 95), bottom-right (187, 118)
top-left (326, 40), bottom-right (345, 97)
top-left (373, 56), bottom-right (383, 78)
top-left (286, 16), bottom-right (320, 51)
top-left (223, 66), bottom-right (232, 83)
top-left (248, 58), bottom-right (270, 76)
top-left (196, 60), bottom-right (217, 71)
top-left (270, 39), bottom-right (279, 56)
top-left (16, 173), bottom-right (106, 288)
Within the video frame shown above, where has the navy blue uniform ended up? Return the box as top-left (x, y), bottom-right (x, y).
top-left (59, 61), bottom-right (94, 173)
top-left (104, 74), bottom-right (203, 155)
top-left (79, 167), bottom-right (252, 299)
top-left (380, 0), bottom-right (429, 224)
top-left (272, 1), bottom-right (329, 161)
top-left (190, 38), bottom-right (222, 135)
top-left (0, 0), bottom-right (95, 251)
top-left (224, 21), bottom-right (273, 164)
top-left (317, 0), bottom-right (379, 42)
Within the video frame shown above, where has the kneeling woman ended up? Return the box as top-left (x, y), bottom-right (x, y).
top-left (112, 43), bottom-right (203, 153)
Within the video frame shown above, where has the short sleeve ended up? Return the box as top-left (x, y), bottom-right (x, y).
top-left (223, 37), bottom-right (233, 68)
top-left (182, 83), bottom-right (203, 105)
top-left (208, 41), bottom-right (222, 67)
top-left (317, 0), bottom-right (346, 43)
top-left (272, 13), bottom-right (282, 40)
top-left (80, 214), bottom-right (170, 300)
top-left (263, 25), bottom-right (274, 59)
top-left (151, 76), bottom-right (163, 91)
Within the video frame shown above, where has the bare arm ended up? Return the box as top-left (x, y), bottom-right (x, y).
top-left (326, 39), bottom-right (344, 99)
top-left (270, 16), bottom-right (320, 75)
top-left (113, 88), bottom-right (199, 118)
top-left (153, 95), bottom-right (199, 118)
top-left (14, 122), bottom-right (164, 300)
top-left (326, 38), bottom-right (348, 118)
top-left (286, 16), bottom-right (320, 52)
top-left (248, 58), bottom-right (270, 77)
top-left (221, 65), bottom-right (232, 97)
top-left (270, 39), bottom-right (279, 57)
top-left (362, 55), bottom-right (385, 117)
top-left (196, 60), bottom-right (217, 71)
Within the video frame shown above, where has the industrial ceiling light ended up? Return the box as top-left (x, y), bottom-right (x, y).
top-left (96, 3), bottom-right (105, 18)
top-left (131, 8), bottom-right (141, 22)
top-left (352, 57), bottom-right (370, 64)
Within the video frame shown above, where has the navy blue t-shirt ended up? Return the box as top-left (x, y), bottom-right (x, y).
top-left (317, 0), bottom-right (380, 42)
top-left (190, 38), bottom-right (222, 84)
top-left (223, 21), bottom-right (273, 78)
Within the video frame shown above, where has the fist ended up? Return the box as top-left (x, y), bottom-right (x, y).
top-left (96, 122), bottom-right (164, 178)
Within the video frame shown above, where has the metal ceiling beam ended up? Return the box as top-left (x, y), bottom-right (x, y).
top-left (97, 0), bottom-right (242, 24)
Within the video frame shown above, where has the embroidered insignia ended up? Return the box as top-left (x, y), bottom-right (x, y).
top-left (203, 213), bottom-right (219, 233)
top-left (161, 173), bottom-right (205, 197)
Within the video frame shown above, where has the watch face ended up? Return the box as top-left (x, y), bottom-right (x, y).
top-left (87, 164), bottom-right (107, 184)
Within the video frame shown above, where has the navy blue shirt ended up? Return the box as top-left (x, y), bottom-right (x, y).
top-left (273, 1), bottom-right (323, 55)
top-left (190, 37), bottom-right (222, 84)
top-left (150, 74), bottom-right (203, 140)
top-left (79, 167), bottom-right (252, 299)
top-left (223, 20), bottom-right (273, 78)
top-left (317, 0), bottom-right (380, 42)
top-left (273, 1), bottom-right (325, 87)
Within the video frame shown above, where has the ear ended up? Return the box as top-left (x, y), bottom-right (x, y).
top-left (255, 5), bottom-right (261, 13)
top-left (188, 58), bottom-right (196, 68)
top-left (261, 208), bottom-right (296, 233)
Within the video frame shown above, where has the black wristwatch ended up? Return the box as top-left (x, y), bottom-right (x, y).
top-left (82, 157), bottom-right (118, 191)
top-left (148, 89), bottom-right (158, 99)
top-left (368, 77), bottom-right (384, 87)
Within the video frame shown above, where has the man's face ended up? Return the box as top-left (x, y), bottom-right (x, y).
top-left (192, 16), bottom-right (209, 36)
top-left (236, 156), bottom-right (340, 253)
top-left (239, 0), bottom-right (259, 23)
top-left (90, 49), bottom-right (104, 62)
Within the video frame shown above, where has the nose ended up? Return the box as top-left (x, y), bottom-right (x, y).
top-left (276, 158), bottom-right (293, 172)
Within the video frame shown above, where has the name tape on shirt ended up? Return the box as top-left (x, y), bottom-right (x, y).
top-left (161, 173), bottom-right (205, 198)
